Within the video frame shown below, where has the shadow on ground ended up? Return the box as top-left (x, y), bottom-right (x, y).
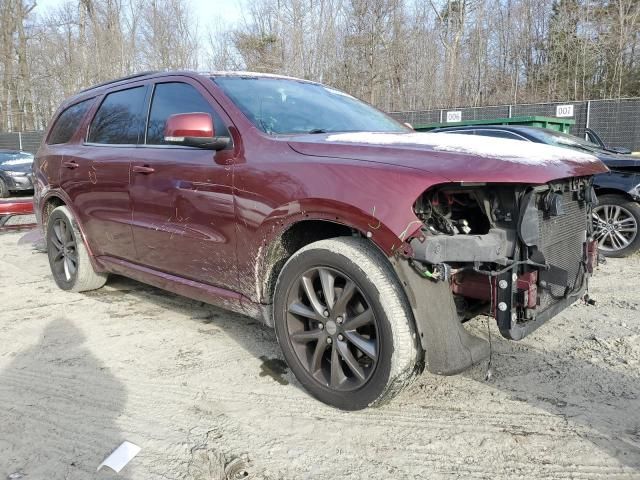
top-left (0, 318), bottom-right (131, 480)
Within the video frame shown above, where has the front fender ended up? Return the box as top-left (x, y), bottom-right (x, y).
top-left (233, 155), bottom-right (451, 305)
top-left (594, 171), bottom-right (640, 200)
top-left (255, 198), bottom-right (416, 257)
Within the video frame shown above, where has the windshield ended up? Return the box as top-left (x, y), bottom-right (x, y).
top-left (212, 76), bottom-right (408, 135)
top-left (527, 128), bottom-right (608, 155)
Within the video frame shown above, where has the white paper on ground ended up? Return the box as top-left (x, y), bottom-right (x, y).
top-left (97, 441), bottom-right (141, 473)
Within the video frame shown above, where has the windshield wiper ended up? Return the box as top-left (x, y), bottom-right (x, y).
top-left (308, 129), bottom-right (328, 134)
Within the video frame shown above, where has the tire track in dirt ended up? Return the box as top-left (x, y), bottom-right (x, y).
top-left (1, 232), bottom-right (639, 479)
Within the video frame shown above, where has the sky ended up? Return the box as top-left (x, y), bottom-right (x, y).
top-left (33, 0), bottom-right (244, 31)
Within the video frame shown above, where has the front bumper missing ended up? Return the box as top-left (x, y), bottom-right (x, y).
top-left (393, 258), bottom-right (490, 375)
top-left (450, 238), bottom-right (596, 340)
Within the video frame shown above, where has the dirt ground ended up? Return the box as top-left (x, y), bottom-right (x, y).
top-left (0, 228), bottom-right (639, 480)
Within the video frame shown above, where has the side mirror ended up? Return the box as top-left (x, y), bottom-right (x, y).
top-left (164, 112), bottom-right (230, 150)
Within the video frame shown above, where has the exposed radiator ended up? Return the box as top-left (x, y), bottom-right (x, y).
top-left (537, 187), bottom-right (588, 311)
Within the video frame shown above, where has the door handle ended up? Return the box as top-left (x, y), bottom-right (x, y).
top-left (132, 165), bottom-right (155, 174)
top-left (62, 160), bottom-right (79, 169)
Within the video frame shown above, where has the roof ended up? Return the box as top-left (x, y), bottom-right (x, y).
top-left (208, 71), bottom-right (317, 83)
top-left (433, 124), bottom-right (544, 133)
top-left (79, 71), bottom-right (160, 93)
top-left (66, 70), bottom-right (314, 108)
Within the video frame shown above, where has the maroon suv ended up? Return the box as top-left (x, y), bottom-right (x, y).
top-left (34, 71), bottom-right (607, 410)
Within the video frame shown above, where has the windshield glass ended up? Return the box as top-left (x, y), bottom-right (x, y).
top-left (527, 128), bottom-right (608, 155)
top-left (212, 76), bottom-right (408, 135)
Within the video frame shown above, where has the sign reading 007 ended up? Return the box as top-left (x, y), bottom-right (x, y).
top-left (555, 104), bottom-right (574, 117)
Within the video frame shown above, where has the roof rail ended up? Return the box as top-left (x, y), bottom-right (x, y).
top-left (79, 71), bottom-right (160, 93)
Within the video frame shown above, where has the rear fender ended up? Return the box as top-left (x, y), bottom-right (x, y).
top-left (38, 189), bottom-right (106, 273)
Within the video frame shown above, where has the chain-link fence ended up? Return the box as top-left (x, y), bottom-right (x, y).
top-left (0, 131), bottom-right (44, 154)
top-left (2, 97), bottom-right (639, 153)
top-left (390, 98), bottom-right (640, 152)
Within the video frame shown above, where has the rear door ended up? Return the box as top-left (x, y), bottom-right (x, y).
top-left (128, 78), bottom-right (238, 289)
top-left (66, 84), bottom-right (149, 261)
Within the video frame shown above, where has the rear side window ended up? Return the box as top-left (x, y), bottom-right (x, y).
top-left (88, 86), bottom-right (147, 144)
top-left (47, 99), bottom-right (94, 145)
top-left (146, 82), bottom-right (229, 145)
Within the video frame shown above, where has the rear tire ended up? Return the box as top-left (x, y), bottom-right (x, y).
top-left (46, 206), bottom-right (108, 292)
top-left (273, 237), bottom-right (421, 410)
top-left (593, 194), bottom-right (640, 258)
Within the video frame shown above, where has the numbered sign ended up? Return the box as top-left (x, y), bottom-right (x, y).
top-left (556, 104), bottom-right (574, 117)
top-left (446, 111), bottom-right (462, 123)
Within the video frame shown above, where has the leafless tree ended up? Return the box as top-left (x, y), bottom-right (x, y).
top-left (1, 0), bottom-right (639, 131)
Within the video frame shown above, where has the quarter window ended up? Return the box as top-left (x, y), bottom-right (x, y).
top-left (146, 82), bottom-right (229, 145)
top-left (47, 99), bottom-right (94, 145)
top-left (88, 87), bottom-right (147, 144)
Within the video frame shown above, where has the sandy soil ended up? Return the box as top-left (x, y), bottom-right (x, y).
top-left (0, 229), bottom-right (639, 479)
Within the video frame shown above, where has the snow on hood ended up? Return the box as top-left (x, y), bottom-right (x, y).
top-left (325, 132), bottom-right (598, 165)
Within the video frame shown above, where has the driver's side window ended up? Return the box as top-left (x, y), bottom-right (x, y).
top-left (146, 82), bottom-right (229, 145)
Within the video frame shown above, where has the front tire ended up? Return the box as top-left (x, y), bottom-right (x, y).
top-left (273, 237), bottom-right (421, 410)
top-left (46, 206), bottom-right (108, 292)
top-left (593, 194), bottom-right (640, 257)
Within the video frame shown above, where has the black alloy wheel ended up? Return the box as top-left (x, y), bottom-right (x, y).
top-left (284, 266), bottom-right (379, 391)
top-left (48, 216), bottom-right (79, 284)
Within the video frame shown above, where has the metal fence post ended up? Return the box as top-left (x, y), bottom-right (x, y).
top-left (585, 101), bottom-right (591, 129)
top-left (439, 110), bottom-right (443, 123)
top-left (508, 105), bottom-right (512, 118)
top-left (18, 132), bottom-right (23, 151)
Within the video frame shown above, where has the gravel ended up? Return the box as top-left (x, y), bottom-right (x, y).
top-left (0, 230), bottom-right (638, 479)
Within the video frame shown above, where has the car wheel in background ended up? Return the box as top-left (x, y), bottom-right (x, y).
top-left (593, 194), bottom-right (640, 257)
top-left (0, 178), bottom-right (9, 198)
top-left (273, 237), bottom-right (421, 410)
top-left (46, 206), bottom-right (108, 292)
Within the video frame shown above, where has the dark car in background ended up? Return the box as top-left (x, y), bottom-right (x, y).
top-left (0, 150), bottom-right (35, 198)
top-left (433, 125), bottom-right (640, 257)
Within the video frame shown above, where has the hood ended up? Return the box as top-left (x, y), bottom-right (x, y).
top-left (0, 152), bottom-right (33, 173)
top-left (596, 153), bottom-right (640, 170)
top-left (288, 132), bottom-right (608, 184)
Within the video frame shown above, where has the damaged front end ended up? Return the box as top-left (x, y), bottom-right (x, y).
top-left (397, 178), bottom-right (598, 374)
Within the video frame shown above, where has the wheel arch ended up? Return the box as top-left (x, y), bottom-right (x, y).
top-left (258, 217), bottom-right (393, 309)
top-left (41, 194), bottom-right (66, 229)
top-left (39, 190), bottom-right (102, 269)
top-left (594, 187), bottom-right (636, 202)
top-left (247, 192), bottom-right (425, 325)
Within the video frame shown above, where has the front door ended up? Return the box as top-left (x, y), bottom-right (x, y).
top-left (129, 79), bottom-right (238, 290)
